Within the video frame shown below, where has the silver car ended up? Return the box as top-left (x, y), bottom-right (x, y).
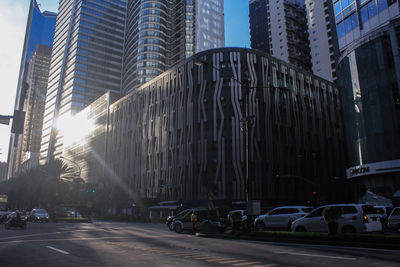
top-left (388, 207), bottom-right (400, 231)
top-left (254, 206), bottom-right (313, 230)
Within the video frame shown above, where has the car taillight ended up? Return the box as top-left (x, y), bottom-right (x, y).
top-left (363, 213), bottom-right (369, 223)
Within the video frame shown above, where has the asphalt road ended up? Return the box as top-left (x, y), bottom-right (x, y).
top-left (0, 221), bottom-right (399, 267)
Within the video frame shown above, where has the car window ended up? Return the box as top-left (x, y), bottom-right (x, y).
top-left (301, 208), bottom-right (313, 213)
top-left (362, 205), bottom-right (377, 214)
top-left (341, 206), bottom-right (357, 214)
top-left (269, 208), bottom-right (282, 215)
top-left (391, 208), bottom-right (400, 216)
top-left (306, 208), bottom-right (323, 218)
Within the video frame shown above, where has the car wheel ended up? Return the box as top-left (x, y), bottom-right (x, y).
top-left (341, 225), bottom-right (356, 234)
top-left (174, 223), bottom-right (183, 233)
top-left (255, 221), bottom-right (265, 231)
top-left (295, 226), bottom-right (306, 232)
top-left (397, 224), bottom-right (400, 233)
top-left (169, 223), bottom-right (174, 231)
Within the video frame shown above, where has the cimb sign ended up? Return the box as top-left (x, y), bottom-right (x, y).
top-left (349, 166), bottom-right (370, 177)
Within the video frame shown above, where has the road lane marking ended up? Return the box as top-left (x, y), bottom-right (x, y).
top-left (218, 259), bottom-right (248, 264)
top-left (233, 262), bottom-right (262, 266)
top-left (275, 251), bottom-right (356, 260)
top-left (46, 246), bottom-right (70, 255)
top-left (206, 258), bottom-right (233, 262)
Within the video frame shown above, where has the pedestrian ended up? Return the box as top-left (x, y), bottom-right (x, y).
top-left (191, 211), bottom-right (198, 234)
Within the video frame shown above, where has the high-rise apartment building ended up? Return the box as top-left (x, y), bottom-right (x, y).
top-left (40, 0), bottom-right (126, 163)
top-left (305, 0), bottom-right (340, 82)
top-left (333, 0), bottom-right (400, 196)
top-left (249, 0), bottom-right (312, 72)
top-left (122, 0), bottom-right (225, 93)
top-left (7, 0), bottom-right (56, 178)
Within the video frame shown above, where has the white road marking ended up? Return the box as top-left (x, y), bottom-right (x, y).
top-left (218, 259), bottom-right (248, 264)
top-left (233, 262), bottom-right (262, 266)
top-left (275, 251), bottom-right (356, 260)
top-left (46, 246), bottom-right (70, 255)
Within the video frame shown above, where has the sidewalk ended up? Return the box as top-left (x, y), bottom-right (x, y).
top-left (196, 229), bottom-right (400, 250)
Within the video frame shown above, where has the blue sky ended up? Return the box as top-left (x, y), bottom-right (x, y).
top-left (0, 0), bottom-right (250, 161)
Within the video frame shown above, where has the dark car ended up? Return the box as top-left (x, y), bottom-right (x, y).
top-left (28, 209), bottom-right (50, 222)
top-left (171, 208), bottom-right (226, 233)
top-left (5, 212), bottom-right (27, 229)
top-left (166, 209), bottom-right (192, 230)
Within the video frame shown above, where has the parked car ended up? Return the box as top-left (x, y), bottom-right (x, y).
top-left (254, 206), bottom-right (313, 230)
top-left (166, 209), bottom-right (192, 230)
top-left (171, 208), bottom-right (225, 233)
top-left (227, 210), bottom-right (247, 224)
top-left (291, 204), bottom-right (382, 233)
top-left (4, 212), bottom-right (26, 230)
top-left (28, 209), bottom-right (50, 223)
top-left (387, 207), bottom-right (400, 231)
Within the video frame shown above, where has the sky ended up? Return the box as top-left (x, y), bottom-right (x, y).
top-left (0, 0), bottom-right (250, 162)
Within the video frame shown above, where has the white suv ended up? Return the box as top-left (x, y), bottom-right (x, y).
top-left (387, 207), bottom-right (400, 231)
top-left (291, 204), bottom-right (382, 233)
top-left (254, 206), bottom-right (313, 230)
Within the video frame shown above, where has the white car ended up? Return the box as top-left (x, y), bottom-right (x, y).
top-left (387, 207), bottom-right (400, 231)
top-left (291, 204), bottom-right (382, 233)
top-left (254, 206), bottom-right (313, 230)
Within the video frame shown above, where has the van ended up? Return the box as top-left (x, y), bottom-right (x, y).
top-left (291, 204), bottom-right (382, 233)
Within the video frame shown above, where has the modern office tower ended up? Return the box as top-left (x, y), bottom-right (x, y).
top-left (249, 0), bottom-right (312, 72)
top-left (305, 0), bottom-right (340, 82)
top-left (40, 0), bottom-right (126, 163)
top-left (7, 0), bottom-right (56, 178)
top-left (19, 45), bottom-right (53, 171)
top-left (334, 0), bottom-right (400, 196)
top-left (122, 0), bottom-right (225, 93)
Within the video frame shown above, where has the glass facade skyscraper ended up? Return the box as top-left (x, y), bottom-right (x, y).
top-left (334, 0), bottom-right (400, 196)
top-left (122, 0), bottom-right (224, 93)
top-left (7, 0), bottom-right (56, 178)
top-left (40, 0), bottom-right (126, 163)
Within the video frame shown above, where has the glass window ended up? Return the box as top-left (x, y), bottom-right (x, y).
top-left (360, 5), bottom-right (369, 23)
top-left (334, 1), bottom-right (342, 16)
top-left (392, 208), bottom-right (400, 216)
top-left (306, 208), bottom-right (323, 218)
top-left (377, 0), bottom-right (388, 12)
top-left (362, 205), bottom-right (377, 214)
top-left (337, 21), bottom-right (345, 38)
top-left (344, 16), bottom-right (352, 33)
top-left (368, 1), bottom-right (378, 18)
top-left (341, 206), bottom-right (357, 214)
top-left (302, 208), bottom-right (313, 213)
top-left (351, 12), bottom-right (359, 28)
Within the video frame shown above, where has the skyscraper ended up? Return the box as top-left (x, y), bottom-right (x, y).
top-left (7, 0), bottom-right (56, 178)
top-left (334, 0), bottom-right (400, 196)
top-left (305, 0), bottom-right (340, 82)
top-left (40, 0), bottom-right (126, 163)
top-left (122, 0), bottom-right (225, 93)
top-left (20, 44), bottom-right (53, 171)
top-left (249, 0), bottom-right (312, 72)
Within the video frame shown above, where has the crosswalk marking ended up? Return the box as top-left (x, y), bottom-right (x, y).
top-left (206, 258), bottom-right (233, 262)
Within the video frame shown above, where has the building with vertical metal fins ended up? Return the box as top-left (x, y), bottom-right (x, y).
top-left (7, 0), bottom-right (56, 178)
top-left (334, 0), bottom-right (400, 196)
top-left (249, 0), bottom-right (312, 72)
top-left (40, 0), bottom-right (126, 164)
top-left (122, 0), bottom-right (225, 94)
top-left (66, 48), bottom-right (350, 205)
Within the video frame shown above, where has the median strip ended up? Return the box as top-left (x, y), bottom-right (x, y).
top-left (46, 246), bottom-right (70, 255)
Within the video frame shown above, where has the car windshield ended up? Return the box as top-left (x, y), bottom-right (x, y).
top-left (35, 209), bottom-right (48, 214)
top-left (302, 208), bottom-right (313, 213)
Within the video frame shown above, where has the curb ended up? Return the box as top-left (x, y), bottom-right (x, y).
top-left (196, 232), bottom-right (400, 250)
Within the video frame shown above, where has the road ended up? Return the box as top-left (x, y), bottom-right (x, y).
top-left (0, 221), bottom-right (399, 267)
